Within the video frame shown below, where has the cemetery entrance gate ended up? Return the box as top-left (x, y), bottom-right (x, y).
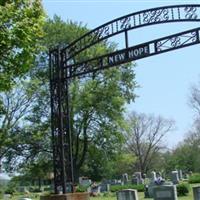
top-left (49, 4), bottom-right (200, 194)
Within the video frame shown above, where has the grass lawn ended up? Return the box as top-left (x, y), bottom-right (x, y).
top-left (7, 183), bottom-right (200, 200)
top-left (89, 191), bottom-right (194, 200)
top-left (8, 190), bottom-right (194, 200)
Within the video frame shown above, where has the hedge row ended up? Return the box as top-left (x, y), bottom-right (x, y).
top-left (110, 184), bottom-right (144, 192)
top-left (189, 173), bottom-right (200, 184)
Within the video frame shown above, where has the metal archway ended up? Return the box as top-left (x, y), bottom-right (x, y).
top-left (50, 4), bottom-right (200, 194)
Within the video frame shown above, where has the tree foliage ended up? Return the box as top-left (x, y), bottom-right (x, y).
top-left (125, 111), bottom-right (174, 174)
top-left (167, 121), bottom-right (200, 173)
top-left (45, 16), bottom-right (137, 180)
top-left (0, 0), bottom-right (45, 91)
top-left (0, 79), bottom-right (40, 170)
top-left (3, 16), bottom-right (137, 182)
top-left (163, 80), bottom-right (200, 173)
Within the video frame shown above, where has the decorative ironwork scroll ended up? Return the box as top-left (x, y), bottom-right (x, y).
top-left (63, 27), bottom-right (200, 78)
top-left (50, 4), bottom-right (200, 194)
top-left (62, 4), bottom-right (200, 61)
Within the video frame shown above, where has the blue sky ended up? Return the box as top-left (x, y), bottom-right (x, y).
top-left (43, 0), bottom-right (200, 148)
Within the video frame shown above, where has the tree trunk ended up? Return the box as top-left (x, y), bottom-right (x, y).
top-left (73, 165), bottom-right (80, 183)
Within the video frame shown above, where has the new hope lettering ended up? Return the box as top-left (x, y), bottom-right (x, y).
top-left (128, 46), bottom-right (149, 59)
top-left (108, 52), bottom-right (126, 65)
top-left (108, 45), bottom-right (149, 65)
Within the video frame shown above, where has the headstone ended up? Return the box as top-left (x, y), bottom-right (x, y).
top-left (91, 185), bottom-right (101, 196)
top-left (131, 175), bottom-right (139, 185)
top-left (110, 179), bottom-right (123, 186)
top-left (99, 184), bottom-right (110, 193)
top-left (147, 179), bottom-right (172, 198)
top-left (183, 173), bottom-right (189, 179)
top-left (134, 172), bottom-right (144, 184)
top-left (135, 172), bottom-right (142, 179)
top-left (171, 171), bottom-right (179, 184)
top-left (193, 186), bottom-right (200, 200)
top-left (102, 179), bottom-right (111, 184)
top-left (153, 185), bottom-right (178, 200)
top-left (79, 177), bottom-right (92, 186)
top-left (178, 170), bottom-right (183, 180)
top-left (151, 171), bottom-right (156, 182)
top-left (117, 189), bottom-right (139, 200)
top-left (144, 185), bottom-right (150, 198)
top-left (122, 173), bottom-right (129, 184)
top-left (107, 179), bottom-right (118, 185)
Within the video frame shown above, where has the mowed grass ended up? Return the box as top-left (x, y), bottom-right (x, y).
top-left (8, 190), bottom-right (194, 200)
top-left (8, 182), bottom-right (200, 200)
top-left (90, 191), bottom-right (194, 200)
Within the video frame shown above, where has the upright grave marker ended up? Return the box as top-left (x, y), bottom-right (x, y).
top-left (117, 189), bottom-right (139, 200)
top-left (193, 186), bottom-right (200, 200)
top-left (153, 185), bottom-right (178, 200)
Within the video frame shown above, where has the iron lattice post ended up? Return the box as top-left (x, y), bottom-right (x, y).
top-left (50, 48), bottom-right (74, 194)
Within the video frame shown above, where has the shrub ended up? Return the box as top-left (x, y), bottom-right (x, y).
top-left (189, 173), bottom-right (200, 183)
top-left (110, 184), bottom-right (144, 192)
top-left (76, 185), bottom-right (88, 192)
top-left (177, 183), bottom-right (190, 196)
top-left (43, 187), bottom-right (52, 191)
top-left (32, 188), bottom-right (42, 193)
top-left (4, 187), bottom-right (16, 195)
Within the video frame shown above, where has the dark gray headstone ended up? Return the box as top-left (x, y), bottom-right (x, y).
top-left (134, 172), bottom-right (142, 180)
top-left (122, 173), bottom-right (129, 184)
top-left (193, 186), bottom-right (200, 200)
top-left (91, 185), bottom-right (100, 194)
top-left (117, 189), bottom-right (138, 200)
top-left (79, 177), bottom-right (92, 186)
top-left (134, 172), bottom-right (144, 184)
top-left (153, 185), bottom-right (177, 200)
top-left (100, 184), bottom-right (110, 192)
top-left (178, 170), bottom-right (183, 180)
top-left (171, 171), bottom-right (179, 184)
top-left (132, 177), bottom-right (139, 185)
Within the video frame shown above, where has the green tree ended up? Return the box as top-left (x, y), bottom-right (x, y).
top-left (20, 157), bottom-right (53, 190)
top-left (0, 79), bottom-right (41, 171)
top-left (162, 79), bottom-right (200, 174)
top-left (81, 147), bottom-right (136, 181)
top-left (4, 16), bottom-right (137, 183)
top-left (0, 0), bottom-right (45, 91)
top-left (168, 124), bottom-right (200, 173)
top-left (125, 111), bottom-right (175, 175)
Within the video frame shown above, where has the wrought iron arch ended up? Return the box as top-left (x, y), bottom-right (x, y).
top-left (61, 4), bottom-right (200, 61)
top-left (50, 4), bottom-right (200, 194)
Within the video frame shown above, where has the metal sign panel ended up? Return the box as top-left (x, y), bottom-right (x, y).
top-left (65, 27), bottom-right (200, 78)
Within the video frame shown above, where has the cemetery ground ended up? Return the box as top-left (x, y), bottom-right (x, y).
top-left (4, 191), bottom-right (194, 200)
top-left (5, 184), bottom-right (198, 200)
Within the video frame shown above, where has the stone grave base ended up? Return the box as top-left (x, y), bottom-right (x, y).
top-left (40, 192), bottom-right (89, 200)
